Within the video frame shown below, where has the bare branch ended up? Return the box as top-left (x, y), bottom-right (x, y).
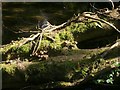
top-left (32, 32), bottom-right (43, 55)
top-left (82, 12), bottom-right (120, 33)
top-left (18, 33), bottom-right (41, 47)
top-left (109, 0), bottom-right (114, 10)
top-left (101, 39), bottom-right (120, 58)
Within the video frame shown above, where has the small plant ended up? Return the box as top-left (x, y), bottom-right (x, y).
top-left (94, 62), bottom-right (120, 85)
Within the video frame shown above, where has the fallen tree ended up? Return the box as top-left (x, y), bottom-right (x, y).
top-left (1, 6), bottom-right (120, 89)
top-left (1, 46), bottom-right (120, 89)
top-left (1, 7), bottom-right (120, 60)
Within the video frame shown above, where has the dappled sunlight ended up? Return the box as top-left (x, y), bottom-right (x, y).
top-left (12, 8), bottom-right (25, 13)
top-left (1, 2), bottom-right (120, 90)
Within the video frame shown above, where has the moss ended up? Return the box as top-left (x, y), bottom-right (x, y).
top-left (1, 41), bottom-right (32, 60)
top-left (25, 61), bottom-right (76, 83)
top-left (35, 29), bottom-right (77, 56)
top-left (54, 34), bottom-right (61, 42)
top-left (6, 43), bottom-right (31, 59)
top-left (23, 60), bottom-right (88, 84)
top-left (59, 30), bottom-right (74, 41)
top-left (0, 43), bottom-right (15, 54)
top-left (2, 16), bottom-right (111, 60)
top-left (1, 48), bottom-right (119, 89)
top-left (13, 43), bottom-right (31, 54)
top-left (40, 40), bottom-right (51, 50)
top-left (59, 81), bottom-right (73, 86)
top-left (1, 64), bottom-right (17, 75)
top-left (1, 63), bottom-right (28, 89)
top-left (25, 57), bottom-right (98, 84)
top-left (60, 19), bottom-right (107, 43)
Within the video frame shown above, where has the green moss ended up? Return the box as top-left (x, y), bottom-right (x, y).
top-left (1, 17), bottom-right (107, 60)
top-left (1, 64), bottom-right (17, 75)
top-left (2, 48), bottom-right (118, 88)
top-left (0, 43), bottom-right (15, 54)
top-left (15, 43), bottom-right (30, 54)
top-left (72, 21), bottom-right (98, 33)
top-left (59, 81), bottom-right (73, 86)
top-left (81, 66), bottom-right (89, 77)
top-left (5, 43), bottom-right (31, 59)
top-left (37, 30), bottom-right (76, 56)
top-left (25, 60), bottom-right (81, 83)
top-left (59, 30), bottom-right (74, 41)
top-left (40, 40), bottom-right (51, 50)
top-left (55, 34), bottom-right (61, 42)
top-left (56, 20), bottom-right (101, 43)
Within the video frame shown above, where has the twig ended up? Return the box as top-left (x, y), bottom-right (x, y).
top-left (109, 0), bottom-right (114, 10)
top-left (42, 22), bottom-right (67, 32)
top-left (41, 15), bottom-right (79, 33)
top-left (101, 39), bottom-right (120, 58)
top-left (31, 35), bottom-right (40, 55)
top-left (18, 33), bottom-right (40, 47)
top-left (82, 12), bottom-right (120, 33)
top-left (46, 36), bottom-right (55, 42)
top-left (90, 3), bottom-right (98, 11)
top-left (19, 85), bottom-right (36, 90)
top-left (32, 32), bottom-right (43, 55)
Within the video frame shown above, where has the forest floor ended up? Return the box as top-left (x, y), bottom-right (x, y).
top-left (1, 2), bottom-right (120, 90)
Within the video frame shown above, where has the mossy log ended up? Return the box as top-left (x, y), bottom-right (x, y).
top-left (1, 46), bottom-right (120, 89)
top-left (1, 10), bottom-right (120, 60)
top-left (1, 8), bottom-right (120, 89)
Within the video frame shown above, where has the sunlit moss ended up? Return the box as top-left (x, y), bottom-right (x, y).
top-left (59, 81), bottom-right (72, 86)
top-left (16, 43), bottom-right (31, 54)
top-left (54, 34), bottom-right (61, 43)
top-left (0, 43), bottom-right (15, 54)
top-left (59, 30), bottom-right (74, 41)
top-left (1, 17), bottom-right (107, 60)
top-left (40, 40), bottom-right (51, 50)
top-left (1, 64), bottom-right (17, 75)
